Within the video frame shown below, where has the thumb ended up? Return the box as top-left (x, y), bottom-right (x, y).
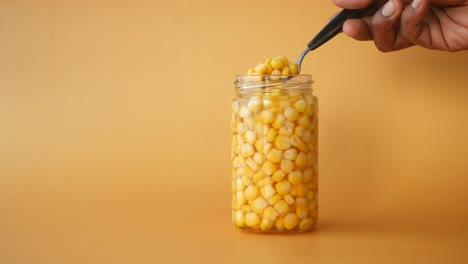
top-left (399, 0), bottom-right (431, 47)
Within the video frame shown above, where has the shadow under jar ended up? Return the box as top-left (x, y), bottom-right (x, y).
top-left (231, 74), bottom-right (318, 233)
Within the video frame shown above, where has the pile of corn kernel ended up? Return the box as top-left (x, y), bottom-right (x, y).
top-left (232, 57), bottom-right (318, 232)
top-left (247, 56), bottom-right (300, 80)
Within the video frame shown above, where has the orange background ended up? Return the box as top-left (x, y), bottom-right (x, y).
top-left (1, 0), bottom-right (468, 263)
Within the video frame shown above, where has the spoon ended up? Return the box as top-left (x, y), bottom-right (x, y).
top-left (295, 7), bottom-right (378, 73)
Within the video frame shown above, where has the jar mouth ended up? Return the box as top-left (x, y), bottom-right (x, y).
top-left (235, 74), bottom-right (313, 89)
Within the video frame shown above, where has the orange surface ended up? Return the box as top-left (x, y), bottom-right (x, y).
top-left (1, 0), bottom-right (468, 263)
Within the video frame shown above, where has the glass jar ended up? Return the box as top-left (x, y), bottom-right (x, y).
top-left (231, 74), bottom-right (318, 233)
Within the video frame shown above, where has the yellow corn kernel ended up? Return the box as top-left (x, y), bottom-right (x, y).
top-left (267, 148), bottom-right (282, 163)
top-left (260, 218), bottom-right (274, 231)
top-left (235, 144), bottom-right (242, 155)
top-left (253, 152), bottom-right (265, 165)
top-left (307, 152), bottom-right (316, 166)
top-left (251, 197), bottom-right (268, 214)
top-left (265, 57), bottom-right (272, 64)
top-left (294, 126), bottom-right (306, 139)
top-left (260, 110), bottom-right (275, 124)
top-left (266, 128), bottom-right (278, 142)
top-left (263, 206), bottom-right (279, 221)
top-left (290, 63), bottom-right (299, 74)
top-left (236, 191), bottom-right (247, 207)
top-left (236, 134), bottom-right (244, 145)
top-left (303, 168), bottom-right (313, 182)
top-left (243, 131), bottom-right (255, 145)
top-left (271, 57), bottom-right (286, 70)
top-left (308, 200), bottom-right (317, 211)
top-left (254, 63), bottom-right (267, 74)
top-left (278, 127), bottom-right (293, 136)
top-left (247, 68), bottom-right (255, 75)
top-left (272, 113), bottom-right (286, 129)
top-left (245, 212), bottom-right (261, 227)
top-left (244, 117), bottom-right (254, 129)
top-left (274, 200), bottom-right (289, 216)
top-left (279, 56), bottom-right (289, 65)
top-left (282, 66), bottom-right (290, 76)
top-left (278, 100), bottom-right (291, 110)
top-left (241, 205), bottom-right (252, 213)
top-left (246, 158), bottom-right (259, 172)
top-left (296, 205), bottom-right (309, 219)
top-left (244, 185), bottom-right (259, 201)
top-left (232, 156), bottom-right (246, 168)
top-left (263, 176), bottom-right (274, 186)
top-left (283, 148), bottom-right (298, 161)
top-left (239, 105), bottom-right (251, 118)
top-left (280, 159), bottom-right (295, 173)
top-left (284, 107), bottom-right (299, 121)
top-left (296, 197), bottom-right (308, 206)
top-left (294, 100), bottom-right (307, 113)
top-left (272, 170), bottom-right (286, 182)
top-left (274, 216), bottom-right (285, 230)
top-left (236, 178), bottom-right (246, 192)
top-left (274, 135), bottom-right (291, 150)
top-left (236, 123), bottom-right (248, 134)
top-left (270, 69), bottom-right (281, 81)
top-left (290, 186), bottom-right (297, 196)
top-left (299, 217), bottom-right (314, 230)
top-left (244, 165), bottom-right (254, 178)
top-left (235, 167), bottom-right (244, 177)
top-left (284, 120), bottom-right (295, 129)
top-left (234, 211), bottom-right (245, 227)
top-left (253, 170), bottom-right (266, 183)
top-left (261, 184), bottom-right (276, 199)
top-left (297, 115), bottom-right (311, 128)
top-left (307, 189), bottom-right (315, 200)
top-left (284, 213), bottom-right (299, 230)
top-left (288, 170), bottom-right (303, 184)
top-left (261, 161), bottom-right (277, 176)
top-left (268, 194), bottom-right (282, 205)
top-left (248, 98), bottom-right (263, 113)
top-left (241, 174), bottom-right (253, 186)
top-left (241, 143), bottom-right (254, 158)
top-left (284, 193), bottom-right (295, 205)
top-left (265, 62), bottom-right (273, 74)
top-left (295, 152), bottom-right (307, 168)
top-left (275, 180), bottom-right (292, 195)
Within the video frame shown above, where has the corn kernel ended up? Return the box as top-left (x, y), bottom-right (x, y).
top-left (290, 63), bottom-right (299, 74)
top-left (284, 194), bottom-right (295, 205)
top-left (266, 128), bottom-right (278, 142)
top-left (252, 197), bottom-right (268, 214)
top-left (244, 165), bottom-right (254, 178)
top-left (245, 212), bottom-right (261, 227)
top-left (265, 57), bottom-right (272, 63)
top-left (296, 197), bottom-right (308, 205)
top-left (236, 134), bottom-right (244, 145)
top-left (261, 161), bottom-right (277, 176)
top-left (232, 156), bottom-right (246, 168)
top-left (246, 158), bottom-right (259, 172)
top-left (294, 100), bottom-right (307, 113)
top-left (247, 68), bottom-right (255, 75)
top-left (242, 174), bottom-right (253, 186)
top-left (274, 135), bottom-right (291, 150)
top-left (294, 126), bottom-right (305, 138)
top-left (261, 184), bottom-right (276, 199)
top-left (296, 205), bottom-right (309, 219)
top-left (284, 107), bottom-right (299, 121)
top-left (284, 120), bottom-right (295, 129)
top-left (297, 115), bottom-right (311, 128)
top-left (274, 200), bottom-right (289, 216)
top-left (241, 143), bottom-right (254, 158)
top-left (247, 98), bottom-right (263, 113)
top-left (268, 194), bottom-right (282, 205)
top-left (235, 167), bottom-right (244, 177)
top-left (263, 176), bottom-right (274, 186)
top-left (282, 66), bottom-right (290, 75)
top-left (236, 178), bottom-right (246, 192)
top-left (254, 63), bottom-right (267, 74)
top-left (244, 117), bottom-right (254, 129)
top-left (280, 159), bottom-right (294, 173)
top-left (288, 170), bottom-right (303, 184)
top-left (261, 110), bottom-right (275, 123)
top-left (284, 213), bottom-right (299, 230)
top-left (278, 100), bottom-right (291, 109)
top-left (263, 206), bottom-right (279, 221)
top-left (244, 185), bottom-right (259, 201)
top-left (267, 148), bottom-right (282, 163)
top-left (283, 148), bottom-right (298, 160)
top-left (303, 168), bottom-right (314, 182)
top-left (307, 190), bottom-right (315, 200)
top-left (295, 152), bottom-right (307, 168)
top-left (253, 170), bottom-right (266, 183)
top-left (270, 69), bottom-right (281, 81)
top-left (271, 57), bottom-right (286, 70)
top-left (239, 106), bottom-right (251, 118)
top-left (253, 152), bottom-right (265, 165)
top-left (272, 113), bottom-right (286, 129)
top-left (275, 180), bottom-right (292, 195)
top-left (308, 200), bottom-right (317, 211)
top-left (242, 205), bottom-right (252, 213)
top-left (236, 123), bottom-right (248, 134)
top-left (236, 191), bottom-right (247, 206)
top-left (278, 127), bottom-right (293, 136)
top-left (243, 131), bottom-right (255, 145)
top-left (234, 211), bottom-right (245, 227)
top-left (274, 216), bottom-right (285, 230)
top-left (299, 217), bottom-right (314, 230)
top-left (272, 170), bottom-right (286, 182)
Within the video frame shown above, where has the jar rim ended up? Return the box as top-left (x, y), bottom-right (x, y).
top-left (234, 74), bottom-right (313, 89)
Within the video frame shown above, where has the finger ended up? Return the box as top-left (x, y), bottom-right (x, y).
top-left (369, 0), bottom-right (405, 51)
top-left (400, 0), bottom-right (431, 46)
top-left (332, 0), bottom-right (375, 9)
top-left (343, 19), bottom-right (373, 40)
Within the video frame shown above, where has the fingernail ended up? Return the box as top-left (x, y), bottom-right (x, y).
top-left (381, 0), bottom-right (396, 18)
top-left (411, 0), bottom-right (421, 9)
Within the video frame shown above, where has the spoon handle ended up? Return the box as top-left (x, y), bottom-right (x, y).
top-left (307, 7), bottom-right (377, 51)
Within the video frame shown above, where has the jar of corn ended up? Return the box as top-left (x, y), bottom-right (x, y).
top-left (231, 66), bottom-right (318, 233)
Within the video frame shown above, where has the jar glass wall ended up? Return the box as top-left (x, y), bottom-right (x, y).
top-left (231, 75), bottom-right (318, 233)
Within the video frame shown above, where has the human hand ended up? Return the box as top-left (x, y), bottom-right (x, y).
top-left (332, 0), bottom-right (468, 51)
